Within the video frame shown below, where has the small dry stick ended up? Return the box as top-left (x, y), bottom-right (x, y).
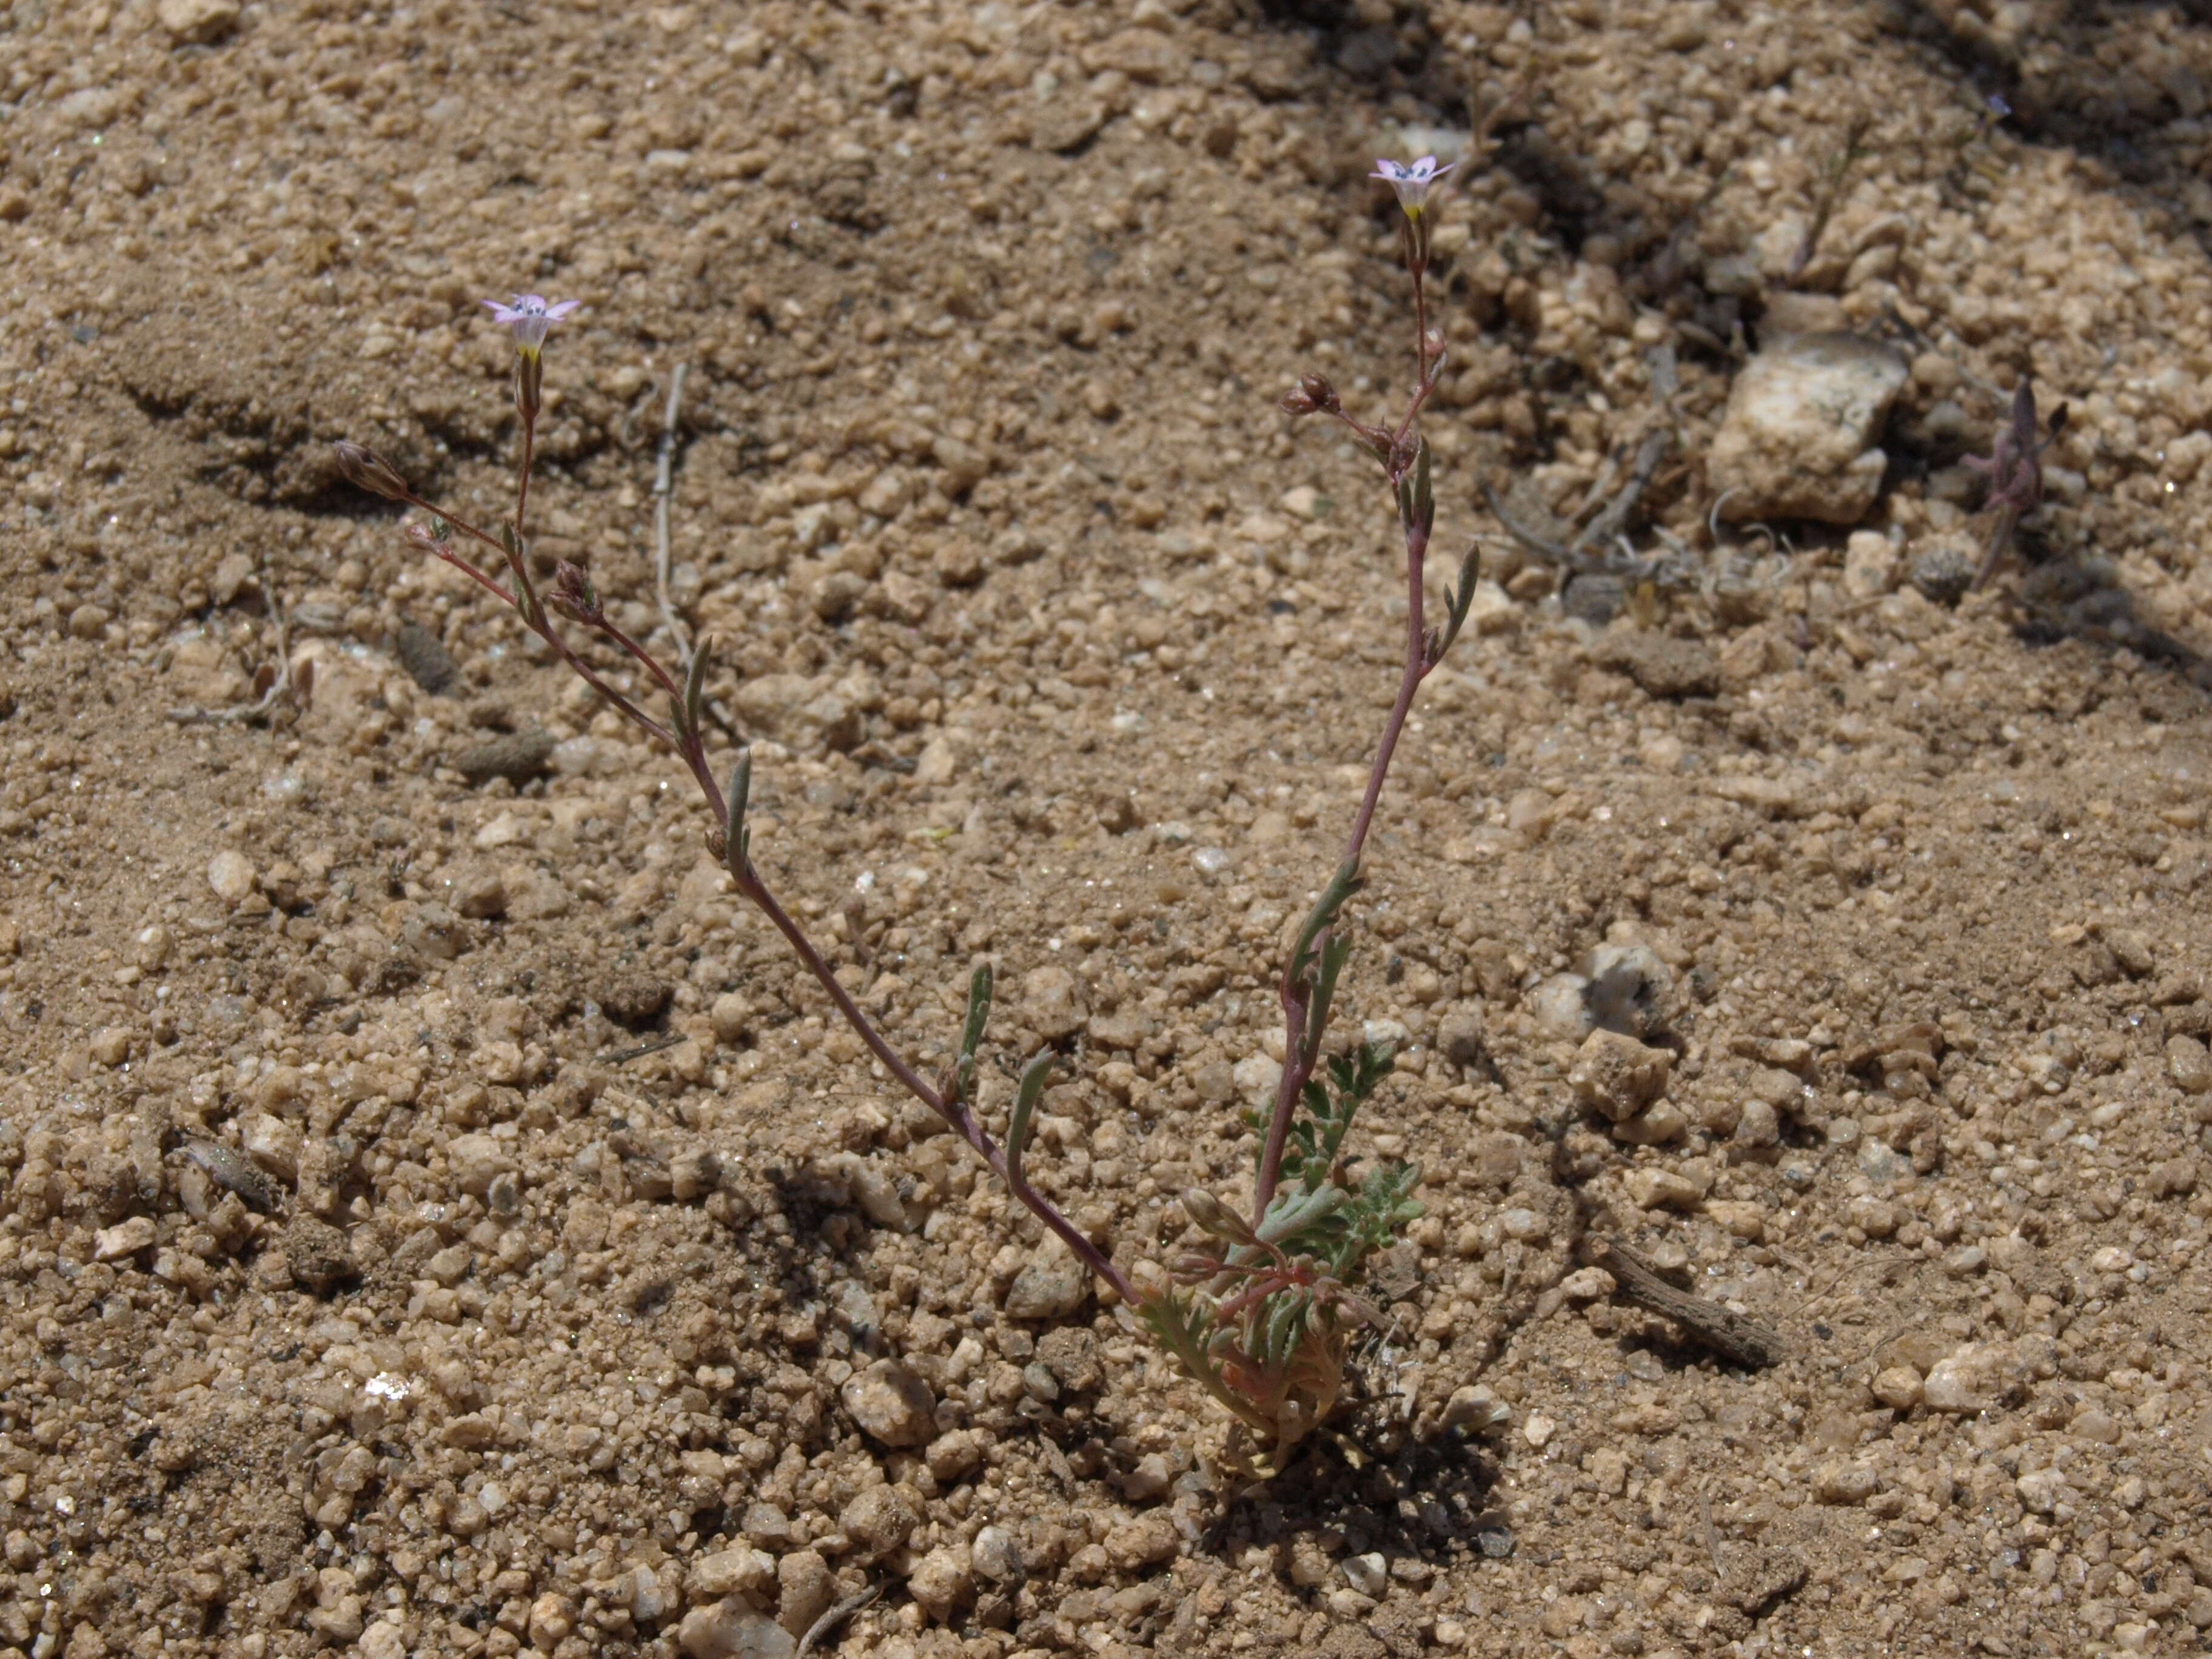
top-left (652, 361), bottom-right (693, 666)
top-left (1584, 1236), bottom-right (1790, 1369)
top-left (795, 1585), bottom-right (880, 1658)
top-left (167, 577), bottom-right (307, 726)
top-left (598, 1033), bottom-right (688, 1066)
top-left (1482, 483), bottom-right (1569, 562)
top-left (1567, 427), bottom-right (1674, 563)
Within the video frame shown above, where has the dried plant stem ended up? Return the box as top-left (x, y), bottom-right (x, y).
top-left (795, 1586), bottom-right (880, 1658)
top-left (1584, 1235), bottom-right (1789, 1369)
top-left (652, 362), bottom-right (694, 666)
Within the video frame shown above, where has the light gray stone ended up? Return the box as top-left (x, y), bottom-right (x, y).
top-left (1004, 1239), bottom-right (1090, 1321)
top-left (1710, 332), bottom-right (1908, 525)
top-left (839, 1360), bottom-right (937, 1447)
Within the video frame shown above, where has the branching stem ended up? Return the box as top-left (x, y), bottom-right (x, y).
top-left (1253, 228), bottom-right (1450, 1224)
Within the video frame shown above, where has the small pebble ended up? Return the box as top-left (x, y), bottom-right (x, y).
top-left (905, 1545), bottom-right (974, 1622)
top-left (1909, 540), bottom-right (1977, 606)
top-left (1341, 1553), bottom-right (1388, 1597)
top-left (1102, 1510), bottom-right (1179, 1571)
top-left (455, 729), bottom-right (557, 787)
top-left (393, 620), bottom-right (458, 694)
top-left (1921, 1344), bottom-right (2003, 1413)
top-left (677, 1599), bottom-right (793, 1659)
top-left (93, 1216), bottom-right (157, 1262)
top-left (776, 1552), bottom-right (834, 1639)
top-left (1734, 1098), bottom-right (1781, 1148)
top-left (598, 971), bottom-right (673, 1028)
top-left (1623, 1167), bottom-right (1706, 1211)
top-left (1527, 973), bottom-right (1594, 1042)
top-left (1004, 1240), bottom-right (1090, 1321)
top-left (284, 1215), bottom-right (356, 1296)
top-left (207, 849), bottom-right (256, 903)
top-left (1842, 529), bottom-right (1900, 598)
top-left (1870, 1366), bottom-right (1923, 1410)
top-left (839, 1359), bottom-right (936, 1447)
top-left (1569, 1028), bottom-right (1672, 1122)
top-left (1590, 632), bottom-right (1720, 700)
top-left (971, 1524), bottom-right (1024, 1584)
top-left (839, 1484), bottom-right (918, 1557)
top-left (1709, 330), bottom-right (1908, 525)
top-left (2167, 1034), bottom-right (2212, 1094)
top-left (1813, 1461), bottom-right (1880, 1506)
top-left (1443, 1385), bottom-right (1512, 1432)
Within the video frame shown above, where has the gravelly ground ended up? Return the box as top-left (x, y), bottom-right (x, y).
top-left (4, 1), bottom-right (2212, 1657)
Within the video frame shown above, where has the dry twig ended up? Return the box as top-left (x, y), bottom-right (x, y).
top-left (652, 361), bottom-right (693, 666)
top-left (795, 1586), bottom-right (880, 1658)
top-left (1584, 1235), bottom-right (1790, 1369)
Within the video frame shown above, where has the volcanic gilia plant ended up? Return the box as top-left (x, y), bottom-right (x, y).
top-left (333, 157), bottom-right (1483, 1475)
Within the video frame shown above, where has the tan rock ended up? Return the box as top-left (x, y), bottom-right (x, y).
top-left (1709, 332), bottom-right (1908, 525)
top-left (1103, 1509), bottom-right (1179, 1571)
top-left (1003, 1238), bottom-right (1090, 1321)
top-left (839, 1360), bottom-right (936, 1447)
top-left (94, 1216), bottom-right (156, 1262)
top-left (686, 1546), bottom-right (775, 1603)
top-left (1623, 1166), bottom-right (1708, 1212)
top-left (157, 0), bottom-right (240, 44)
top-left (903, 1545), bottom-right (973, 1622)
top-left (1870, 1366), bottom-right (1923, 1410)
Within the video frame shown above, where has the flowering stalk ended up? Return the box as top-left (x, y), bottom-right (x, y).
top-left (334, 301), bottom-right (1135, 1304)
top-left (1255, 156), bottom-right (1478, 1224)
top-left (1133, 156), bottom-right (1485, 1473)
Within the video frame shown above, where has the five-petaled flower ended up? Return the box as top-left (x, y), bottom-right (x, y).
top-left (1371, 155), bottom-right (1453, 219)
top-left (481, 293), bottom-right (580, 357)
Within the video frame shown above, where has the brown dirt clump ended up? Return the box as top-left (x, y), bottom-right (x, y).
top-left (2, 2), bottom-right (2211, 1657)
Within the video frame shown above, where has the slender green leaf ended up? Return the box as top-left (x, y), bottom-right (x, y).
top-left (1301, 933), bottom-right (1354, 1067)
top-left (682, 642), bottom-right (711, 743)
top-left (954, 964), bottom-right (992, 1105)
top-left (1006, 1050), bottom-right (1051, 1191)
top-left (1261, 1290), bottom-right (1310, 1370)
top-left (1396, 438), bottom-right (1434, 545)
top-left (1288, 860), bottom-right (1362, 992)
top-left (1432, 540), bottom-right (1482, 665)
top-left (1256, 1183), bottom-right (1344, 1247)
top-left (722, 751), bottom-right (752, 880)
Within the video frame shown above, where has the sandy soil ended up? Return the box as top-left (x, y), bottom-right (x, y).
top-left (4, 1), bottom-right (2212, 1655)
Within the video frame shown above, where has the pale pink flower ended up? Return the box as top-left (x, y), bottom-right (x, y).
top-left (1371, 155), bottom-right (1453, 218)
top-left (481, 293), bottom-right (580, 356)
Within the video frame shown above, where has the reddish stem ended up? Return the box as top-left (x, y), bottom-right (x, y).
top-left (1342, 519), bottom-right (1429, 867)
top-left (734, 863), bottom-right (1135, 1301)
top-left (515, 407), bottom-right (536, 546)
top-left (375, 343), bottom-right (1148, 1310)
top-left (1252, 220), bottom-right (1441, 1224)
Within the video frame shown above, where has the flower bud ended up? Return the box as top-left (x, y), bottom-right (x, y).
top-left (548, 559), bottom-right (603, 623)
top-left (1180, 1187), bottom-right (1256, 1244)
top-left (1279, 372), bottom-right (1341, 419)
top-left (332, 441), bottom-right (411, 501)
